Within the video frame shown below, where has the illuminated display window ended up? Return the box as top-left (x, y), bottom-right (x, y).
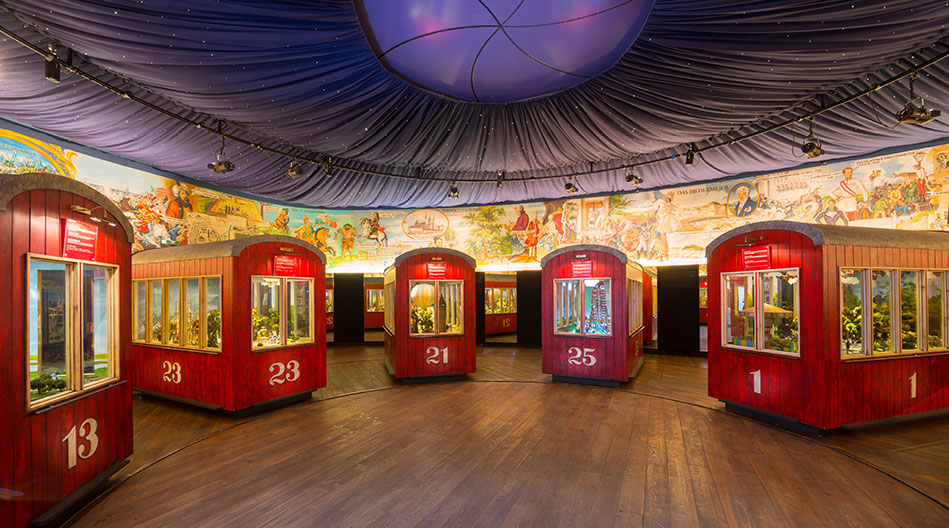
top-left (627, 277), bottom-right (643, 333)
top-left (383, 269), bottom-right (395, 333)
top-left (28, 255), bottom-right (118, 409)
top-left (722, 269), bottom-right (799, 356)
top-left (134, 276), bottom-right (223, 351)
top-left (485, 287), bottom-right (517, 314)
top-left (250, 276), bottom-right (314, 348)
top-left (409, 280), bottom-right (464, 335)
top-left (325, 289), bottom-right (334, 313)
top-left (366, 289), bottom-right (385, 312)
top-left (838, 269), bottom-right (946, 358)
top-left (554, 278), bottom-right (612, 336)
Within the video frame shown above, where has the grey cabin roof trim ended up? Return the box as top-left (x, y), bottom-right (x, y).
top-left (540, 244), bottom-right (628, 267)
top-left (705, 220), bottom-right (949, 257)
top-left (133, 235), bottom-right (326, 264)
top-left (0, 172), bottom-right (135, 243)
top-left (392, 247), bottom-right (477, 268)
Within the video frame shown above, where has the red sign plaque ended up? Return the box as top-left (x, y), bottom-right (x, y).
top-left (571, 260), bottom-right (592, 278)
top-left (62, 218), bottom-right (98, 261)
top-left (741, 245), bottom-right (771, 271)
top-left (427, 262), bottom-right (447, 279)
top-left (273, 255), bottom-right (298, 275)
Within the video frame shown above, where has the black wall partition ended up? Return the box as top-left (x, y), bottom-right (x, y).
top-left (516, 270), bottom-right (541, 346)
top-left (475, 272), bottom-right (486, 344)
top-left (657, 265), bottom-right (701, 355)
top-left (333, 273), bottom-right (365, 343)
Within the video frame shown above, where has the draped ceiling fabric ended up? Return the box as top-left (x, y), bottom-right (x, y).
top-left (0, 0), bottom-right (946, 209)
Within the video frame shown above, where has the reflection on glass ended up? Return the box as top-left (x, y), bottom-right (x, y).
top-left (761, 270), bottom-right (798, 353)
top-left (289, 279), bottom-right (312, 343)
top-left (384, 280), bottom-right (395, 333)
top-left (871, 270), bottom-right (892, 354)
top-left (438, 281), bottom-right (464, 334)
top-left (583, 279), bottom-right (611, 335)
top-left (409, 281), bottom-right (436, 334)
top-left (724, 274), bottom-right (755, 347)
top-left (555, 279), bottom-right (582, 334)
top-left (82, 266), bottom-right (110, 385)
top-left (511, 288), bottom-right (517, 312)
top-left (484, 288), bottom-right (494, 314)
top-left (628, 278), bottom-right (643, 331)
top-left (149, 280), bottom-right (163, 343)
top-left (29, 260), bottom-right (69, 401)
top-left (252, 277), bottom-right (282, 347)
top-left (134, 281), bottom-right (147, 341)
top-left (325, 289), bottom-right (334, 313)
top-left (840, 269), bottom-right (864, 355)
top-left (900, 271), bottom-right (919, 350)
top-left (366, 289), bottom-right (385, 312)
top-left (206, 277), bottom-right (221, 348)
top-left (185, 279), bottom-right (200, 347)
top-left (928, 271), bottom-right (943, 349)
top-left (166, 279), bottom-right (180, 345)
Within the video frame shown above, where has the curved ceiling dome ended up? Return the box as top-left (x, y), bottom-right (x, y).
top-left (355, 0), bottom-right (655, 102)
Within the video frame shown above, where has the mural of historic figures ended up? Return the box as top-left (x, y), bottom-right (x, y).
top-left (2, 124), bottom-right (948, 270)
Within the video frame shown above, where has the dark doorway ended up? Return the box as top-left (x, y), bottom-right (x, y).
top-left (333, 273), bottom-right (365, 343)
top-left (516, 270), bottom-right (541, 347)
top-left (656, 265), bottom-right (700, 355)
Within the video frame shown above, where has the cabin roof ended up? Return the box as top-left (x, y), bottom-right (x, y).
top-left (391, 247), bottom-right (477, 269)
top-left (540, 244), bottom-right (629, 266)
top-left (133, 234), bottom-right (326, 264)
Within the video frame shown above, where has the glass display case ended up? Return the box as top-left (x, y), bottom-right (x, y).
top-left (554, 278), bottom-right (611, 336)
top-left (366, 288), bottom-right (385, 312)
top-left (135, 276), bottom-right (223, 350)
top-left (485, 286), bottom-right (517, 314)
top-left (251, 276), bottom-right (313, 347)
top-left (722, 269), bottom-right (799, 354)
top-left (325, 288), bottom-right (334, 313)
top-left (409, 280), bottom-right (463, 335)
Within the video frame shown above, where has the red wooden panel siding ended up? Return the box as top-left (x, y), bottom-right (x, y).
top-left (364, 283), bottom-right (385, 329)
top-left (485, 313), bottom-right (517, 335)
top-left (1, 187), bottom-right (133, 528)
top-left (131, 240), bottom-right (326, 412)
top-left (387, 251), bottom-right (476, 379)
top-left (541, 248), bottom-right (639, 383)
top-left (708, 225), bottom-right (949, 430)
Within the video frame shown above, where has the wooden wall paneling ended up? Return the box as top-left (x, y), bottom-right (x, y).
top-left (0, 187), bottom-right (13, 527)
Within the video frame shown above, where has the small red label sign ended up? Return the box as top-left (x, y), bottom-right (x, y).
top-left (741, 245), bottom-right (771, 271)
top-left (62, 218), bottom-right (98, 261)
top-left (273, 255), bottom-right (298, 275)
top-left (428, 262), bottom-right (447, 279)
top-left (571, 260), bottom-right (592, 278)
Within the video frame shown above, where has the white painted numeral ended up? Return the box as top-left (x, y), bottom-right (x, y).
top-left (62, 418), bottom-right (99, 470)
top-left (269, 360), bottom-right (301, 386)
top-left (909, 372), bottom-right (917, 399)
top-left (425, 346), bottom-right (449, 364)
top-left (566, 347), bottom-right (597, 366)
top-left (750, 370), bottom-right (761, 394)
top-left (162, 360), bottom-right (182, 384)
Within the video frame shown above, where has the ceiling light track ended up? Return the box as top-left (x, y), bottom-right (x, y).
top-left (0, 22), bottom-right (945, 191)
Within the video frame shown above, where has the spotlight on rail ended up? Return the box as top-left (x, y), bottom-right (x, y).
top-left (448, 184), bottom-right (459, 199)
top-left (564, 181), bottom-right (578, 194)
top-left (897, 73), bottom-right (941, 125)
top-left (800, 118), bottom-right (824, 159)
top-left (208, 157), bottom-right (235, 173)
top-left (286, 162), bottom-right (304, 179)
top-left (625, 167), bottom-right (643, 185)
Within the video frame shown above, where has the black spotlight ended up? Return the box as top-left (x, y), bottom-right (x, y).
top-left (625, 167), bottom-right (643, 185)
top-left (684, 144), bottom-right (697, 166)
top-left (897, 74), bottom-right (941, 125)
top-left (319, 156), bottom-right (334, 177)
top-left (286, 162), bottom-right (304, 179)
top-left (564, 181), bottom-right (578, 194)
top-left (208, 158), bottom-right (235, 173)
top-left (496, 170), bottom-right (504, 189)
top-left (800, 118), bottom-right (824, 159)
top-left (448, 184), bottom-right (459, 199)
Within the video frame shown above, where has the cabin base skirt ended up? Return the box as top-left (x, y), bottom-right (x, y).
top-left (136, 388), bottom-right (313, 416)
top-left (28, 459), bottom-right (130, 528)
top-left (552, 375), bottom-right (620, 388)
top-left (383, 354), bottom-right (468, 383)
top-left (723, 401), bottom-right (826, 437)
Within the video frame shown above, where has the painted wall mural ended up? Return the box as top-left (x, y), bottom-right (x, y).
top-left (2, 125), bottom-right (948, 271)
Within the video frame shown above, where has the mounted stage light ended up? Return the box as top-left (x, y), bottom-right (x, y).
top-left (448, 183), bottom-right (459, 199)
top-left (625, 167), bottom-right (643, 185)
top-left (564, 180), bottom-right (578, 194)
top-left (207, 126), bottom-right (235, 173)
top-left (319, 156), bottom-right (334, 177)
top-left (897, 74), bottom-right (941, 125)
top-left (800, 118), bottom-right (824, 159)
top-left (685, 144), bottom-right (697, 166)
top-left (286, 161), bottom-right (304, 179)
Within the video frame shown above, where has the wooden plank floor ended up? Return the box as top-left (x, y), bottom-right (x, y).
top-left (72, 344), bottom-right (949, 526)
top-left (74, 382), bottom-right (947, 527)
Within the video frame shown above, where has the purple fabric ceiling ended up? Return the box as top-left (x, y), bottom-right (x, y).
top-left (0, 1), bottom-right (946, 209)
top-left (355, 0), bottom-right (655, 102)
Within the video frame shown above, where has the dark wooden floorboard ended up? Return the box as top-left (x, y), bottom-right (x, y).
top-left (69, 345), bottom-right (948, 527)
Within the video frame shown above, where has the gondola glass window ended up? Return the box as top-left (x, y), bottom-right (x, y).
top-left (760, 270), bottom-right (799, 354)
top-left (627, 277), bottom-right (643, 332)
top-left (554, 278), bottom-right (612, 336)
top-left (485, 287), bottom-right (517, 314)
top-left (28, 257), bottom-right (117, 408)
top-left (325, 289), bottom-right (334, 313)
top-left (252, 277), bottom-right (282, 347)
top-left (722, 270), bottom-right (799, 355)
top-left (839, 269), bottom-right (946, 358)
top-left (288, 279), bottom-right (312, 344)
top-left (134, 277), bottom-right (223, 350)
top-left (723, 273), bottom-right (757, 350)
top-left (366, 289), bottom-right (385, 312)
top-left (409, 280), bottom-right (463, 335)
